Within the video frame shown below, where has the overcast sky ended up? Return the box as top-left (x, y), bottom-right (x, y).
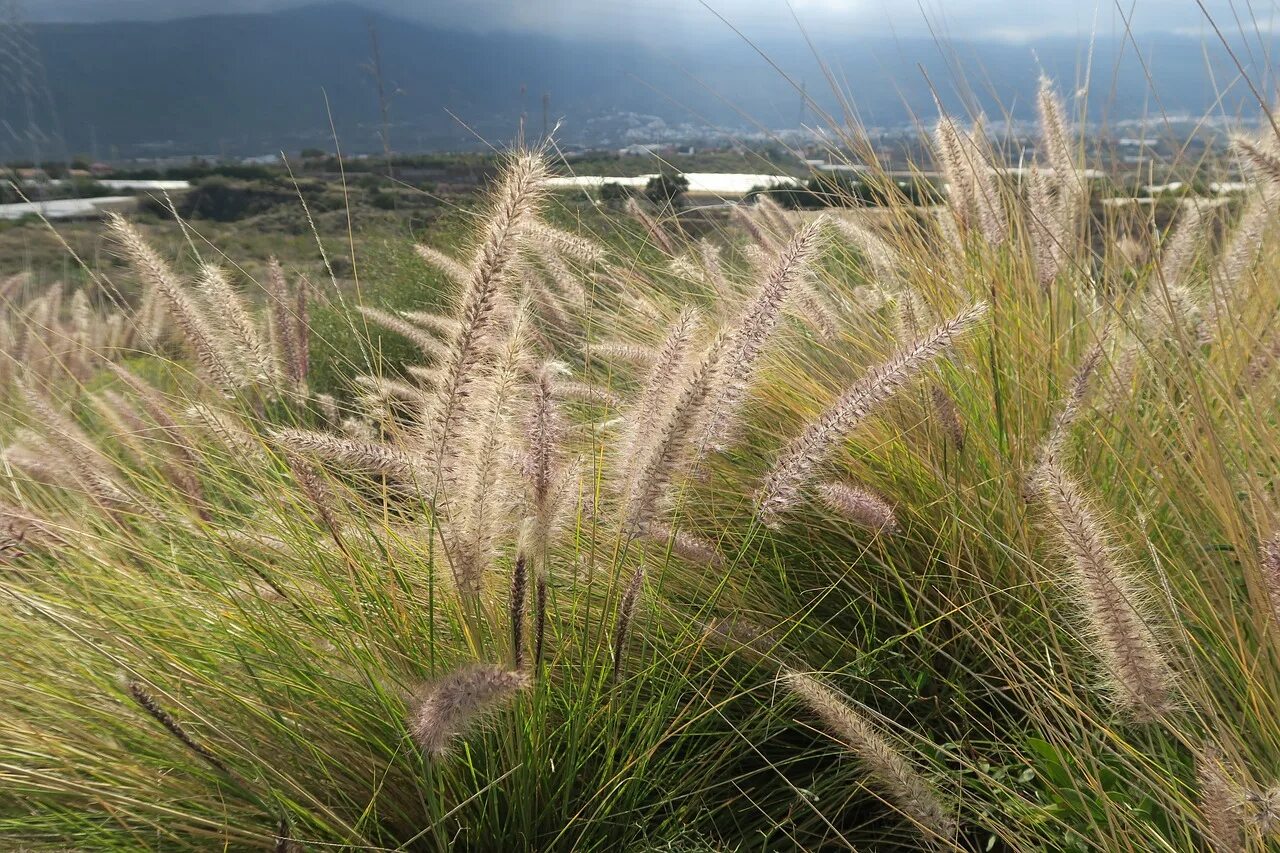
top-left (26, 0), bottom-right (1280, 42)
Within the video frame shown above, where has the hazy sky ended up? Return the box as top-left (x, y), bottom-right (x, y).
top-left (27, 0), bottom-right (1280, 42)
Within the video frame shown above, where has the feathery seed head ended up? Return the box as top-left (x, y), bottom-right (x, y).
top-left (408, 664), bottom-right (529, 757)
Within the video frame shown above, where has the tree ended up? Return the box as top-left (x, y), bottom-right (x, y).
top-left (598, 181), bottom-right (633, 205)
top-left (644, 172), bottom-right (689, 210)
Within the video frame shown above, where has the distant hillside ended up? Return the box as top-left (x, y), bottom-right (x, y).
top-left (9, 2), bottom-right (1276, 158)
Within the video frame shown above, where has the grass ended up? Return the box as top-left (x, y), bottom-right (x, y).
top-left (3, 74), bottom-right (1280, 852)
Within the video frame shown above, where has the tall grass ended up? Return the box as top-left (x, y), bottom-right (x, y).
top-left (3, 79), bottom-right (1280, 852)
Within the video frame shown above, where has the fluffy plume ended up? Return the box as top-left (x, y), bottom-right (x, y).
top-left (699, 217), bottom-right (829, 449)
top-left (612, 561), bottom-right (646, 680)
top-left (401, 311), bottom-right (461, 339)
top-left (642, 522), bottom-right (725, 568)
top-left (186, 404), bottom-right (262, 461)
top-left (697, 239), bottom-right (736, 299)
top-left (757, 302), bottom-right (987, 525)
top-left (195, 263), bottom-right (272, 384)
top-left (107, 214), bottom-right (240, 393)
top-left (732, 201), bottom-right (780, 252)
top-left (1036, 77), bottom-right (1076, 190)
top-left (1197, 743), bottom-right (1244, 853)
top-left (968, 118), bottom-right (1009, 245)
top-left (782, 670), bottom-right (956, 844)
top-left (621, 335), bottom-right (724, 535)
top-left (930, 385), bottom-right (965, 450)
top-left (271, 428), bottom-right (421, 481)
top-left (832, 215), bottom-right (903, 284)
top-left (16, 378), bottom-right (138, 509)
top-left (624, 197), bottom-right (678, 256)
top-left (1031, 458), bottom-right (1176, 721)
top-left (554, 379), bottom-right (621, 408)
top-left (534, 244), bottom-right (589, 305)
top-left (293, 275), bottom-right (310, 389)
top-left (1027, 167), bottom-right (1069, 290)
top-left (1205, 190), bottom-right (1272, 340)
top-left (935, 116), bottom-right (977, 230)
top-left (1035, 340), bottom-right (1106, 472)
top-left (357, 306), bottom-right (450, 361)
top-left (441, 306), bottom-right (530, 597)
top-left (521, 361), bottom-right (573, 560)
top-left (1233, 134), bottom-right (1280, 184)
top-left (582, 340), bottom-right (660, 368)
top-left (414, 244), bottom-right (471, 287)
top-left (1260, 535), bottom-right (1280, 629)
top-left (1246, 788), bottom-right (1280, 838)
top-left (425, 152), bottom-right (548, 477)
top-left (1158, 202), bottom-right (1212, 286)
top-left (619, 307), bottom-right (702, 464)
top-left (791, 276), bottom-right (841, 340)
top-left (523, 220), bottom-right (607, 265)
top-left (407, 664), bottom-right (529, 757)
top-left (816, 481), bottom-right (899, 533)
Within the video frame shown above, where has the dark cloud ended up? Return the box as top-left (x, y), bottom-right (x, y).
top-left (26, 0), bottom-right (1277, 42)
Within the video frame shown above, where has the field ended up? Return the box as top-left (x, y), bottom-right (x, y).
top-left (3, 78), bottom-right (1280, 852)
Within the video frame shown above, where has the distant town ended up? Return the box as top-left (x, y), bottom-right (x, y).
top-left (0, 110), bottom-right (1258, 225)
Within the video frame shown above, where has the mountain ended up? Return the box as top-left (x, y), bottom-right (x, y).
top-left (8, 2), bottom-right (1276, 159)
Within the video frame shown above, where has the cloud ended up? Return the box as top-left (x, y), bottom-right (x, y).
top-left (27, 0), bottom-right (1280, 44)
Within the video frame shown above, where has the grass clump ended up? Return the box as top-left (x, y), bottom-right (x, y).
top-left (4, 78), bottom-right (1280, 852)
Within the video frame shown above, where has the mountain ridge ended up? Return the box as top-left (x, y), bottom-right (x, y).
top-left (6, 2), bottom-right (1273, 159)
